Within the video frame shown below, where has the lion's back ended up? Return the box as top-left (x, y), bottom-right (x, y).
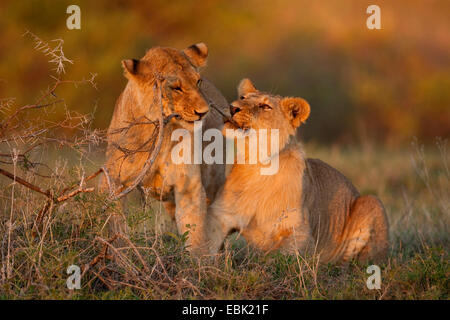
top-left (303, 158), bottom-right (360, 247)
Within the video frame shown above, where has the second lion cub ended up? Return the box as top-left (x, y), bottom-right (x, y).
top-left (207, 79), bottom-right (389, 263)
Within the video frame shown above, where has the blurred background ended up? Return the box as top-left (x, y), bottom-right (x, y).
top-left (0, 0), bottom-right (449, 145)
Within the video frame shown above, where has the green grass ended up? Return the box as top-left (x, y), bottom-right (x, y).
top-left (0, 141), bottom-right (448, 299)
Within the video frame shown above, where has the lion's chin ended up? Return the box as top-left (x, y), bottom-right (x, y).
top-left (222, 121), bottom-right (252, 137)
top-left (177, 117), bottom-right (203, 131)
top-left (222, 120), bottom-right (237, 133)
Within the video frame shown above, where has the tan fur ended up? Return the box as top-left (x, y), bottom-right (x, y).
top-left (207, 79), bottom-right (389, 263)
top-left (100, 43), bottom-right (229, 254)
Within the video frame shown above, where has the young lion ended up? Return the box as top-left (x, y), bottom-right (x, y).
top-left (207, 79), bottom-right (389, 263)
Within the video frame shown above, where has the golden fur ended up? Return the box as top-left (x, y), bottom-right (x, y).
top-left (207, 79), bottom-right (389, 263)
top-left (100, 43), bottom-right (229, 254)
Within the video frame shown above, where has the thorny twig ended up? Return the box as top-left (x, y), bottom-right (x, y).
top-left (0, 33), bottom-right (191, 292)
top-left (111, 80), bottom-right (167, 200)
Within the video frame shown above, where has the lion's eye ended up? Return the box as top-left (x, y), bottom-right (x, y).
top-left (240, 96), bottom-right (245, 100)
top-left (259, 104), bottom-right (272, 110)
top-left (171, 86), bottom-right (182, 92)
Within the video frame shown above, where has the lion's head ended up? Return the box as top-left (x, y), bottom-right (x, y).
top-left (121, 43), bottom-right (211, 129)
top-left (224, 78), bottom-right (310, 149)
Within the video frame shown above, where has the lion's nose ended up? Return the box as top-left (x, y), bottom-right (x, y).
top-left (195, 110), bottom-right (208, 119)
top-left (230, 105), bottom-right (241, 116)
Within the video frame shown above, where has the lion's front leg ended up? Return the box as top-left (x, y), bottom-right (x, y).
top-left (206, 206), bottom-right (235, 255)
top-left (205, 192), bottom-right (241, 255)
top-left (173, 165), bottom-right (208, 255)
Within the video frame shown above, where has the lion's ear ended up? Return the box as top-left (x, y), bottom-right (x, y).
top-left (281, 97), bottom-right (310, 128)
top-left (183, 43), bottom-right (208, 68)
top-left (122, 59), bottom-right (140, 78)
top-left (238, 78), bottom-right (257, 97)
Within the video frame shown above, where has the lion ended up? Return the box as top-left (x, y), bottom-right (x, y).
top-left (100, 43), bottom-right (229, 254)
top-left (207, 78), bottom-right (389, 263)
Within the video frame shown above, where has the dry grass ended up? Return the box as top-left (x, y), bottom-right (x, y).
top-left (0, 140), bottom-right (448, 300)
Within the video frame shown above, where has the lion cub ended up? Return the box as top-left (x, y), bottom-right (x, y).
top-left (207, 79), bottom-right (389, 263)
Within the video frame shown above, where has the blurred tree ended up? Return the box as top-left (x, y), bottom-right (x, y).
top-left (0, 0), bottom-right (448, 144)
